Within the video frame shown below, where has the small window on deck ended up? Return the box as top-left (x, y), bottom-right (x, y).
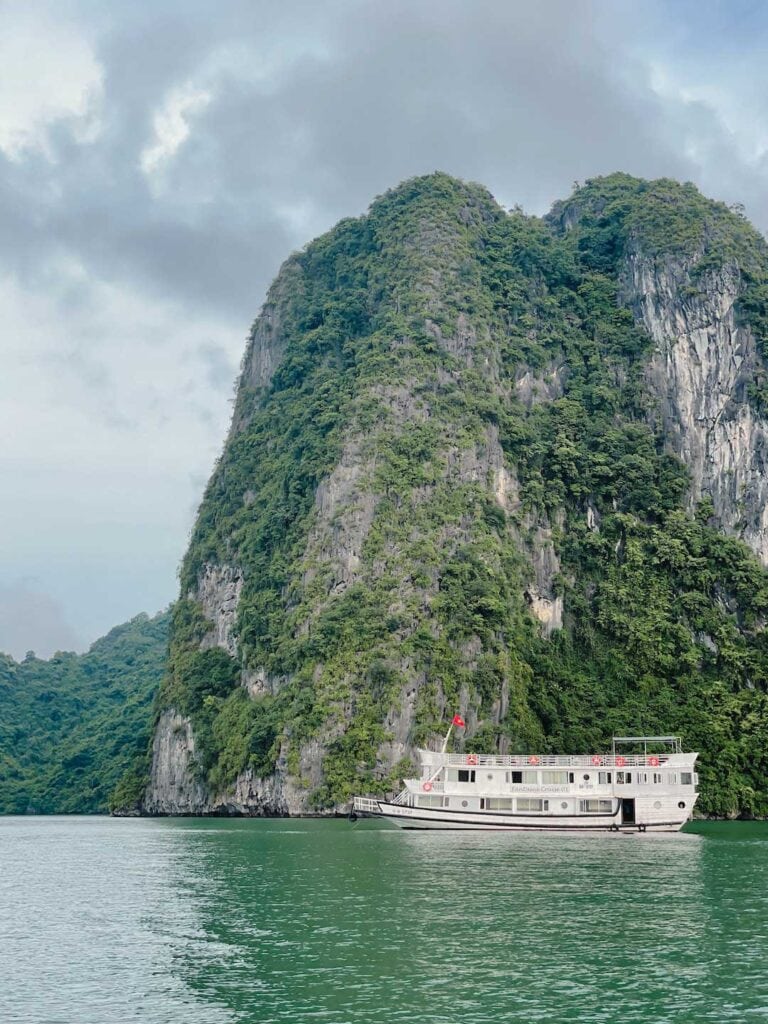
top-left (616, 771), bottom-right (632, 784)
top-left (598, 771), bottom-right (612, 784)
top-left (458, 769), bottom-right (476, 783)
top-left (681, 772), bottom-right (693, 786)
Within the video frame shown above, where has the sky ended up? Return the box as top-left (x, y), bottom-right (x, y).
top-left (3, 0), bottom-right (768, 659)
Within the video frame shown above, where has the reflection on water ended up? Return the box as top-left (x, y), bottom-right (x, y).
top-left (1, 817), bottom-right (767, 1024)
top-left (161, 821), bottom-right (760, 1024)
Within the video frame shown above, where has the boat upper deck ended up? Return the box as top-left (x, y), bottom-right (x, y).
top-left (419, 745), bottom-right (697, 772)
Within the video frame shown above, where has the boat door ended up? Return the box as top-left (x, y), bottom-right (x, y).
top-left (621, 798), bottom-right (636, 825)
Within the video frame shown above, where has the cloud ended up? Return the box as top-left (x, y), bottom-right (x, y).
top-left (140, 82), bottom-right (212, 180)
top-left (0, 7), bottom-right (103, 161)
top-left (2, 0), bottom-right (768, 652)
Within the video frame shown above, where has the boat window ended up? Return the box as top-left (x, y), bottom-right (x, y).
top-left (443, 797), bottom-right (450, 807)
top-left (681, 772), bottom-right (693, 786)
top-left (517, 798), bottom-right (548, 812)
top-left (637, 772), bottom-right (648, 784)
top-left (418, 795), bottom-right (443, 808)
top-left (457, 769), bottom-right (476, 783)
top-left (616, 771), bottom-right (632, 784)
top-left (507, 771), bottom-right (537, 785)
top-left (487, 797), bottom-right (513, 810)
top-left (653, 773), bottom-right (663, 784)
top-left (579, 799), bottom-right (613, 813)
top-left (598, 771), bottom-right (612, 784)
top-left (569, 772), bottom-right (575, 783)
top-left (541, 770), bottom-right (568, 784)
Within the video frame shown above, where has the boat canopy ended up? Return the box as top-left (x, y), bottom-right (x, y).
top-left (611, 736), bottom-right (682, 754)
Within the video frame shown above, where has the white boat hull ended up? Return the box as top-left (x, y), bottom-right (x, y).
top-left (362, 800), bottom-right (688, 832)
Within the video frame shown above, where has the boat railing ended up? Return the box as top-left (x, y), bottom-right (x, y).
top-left (422, 753), bottom-right (676, 769)
top-left (353, 796), bottom-right (380, 813)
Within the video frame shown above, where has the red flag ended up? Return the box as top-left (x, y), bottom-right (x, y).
top-left (452, 714), bottom-right (466, 728)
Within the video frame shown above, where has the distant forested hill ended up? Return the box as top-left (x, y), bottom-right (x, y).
top-left (0, 611), bottom-right (168, 814)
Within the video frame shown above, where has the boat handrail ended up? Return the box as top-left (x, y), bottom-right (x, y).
top-left (420, 752), bottom-right (693, 769)
top-left (353, 796), bottom-right (380, 813)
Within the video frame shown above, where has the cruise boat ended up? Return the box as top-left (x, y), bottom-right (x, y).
top-left (351, 736), bottom-right (698, 832)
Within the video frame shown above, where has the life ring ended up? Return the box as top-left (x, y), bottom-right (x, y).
top-left (466, 753), bottom-right (478, 766)
top-left (615, 756), bottom-right (626, 768)
top-left (648, 756), bottom-right (660, 767)
top-left (528, 755), bottom-right (540, 766)
top-left (591, 755), bottom-right (602, 766)
top-left (422, 781), bottom-right (433, 792)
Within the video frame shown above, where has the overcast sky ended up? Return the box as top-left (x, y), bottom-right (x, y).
top-left (3, 0), bottom-right (768, 659)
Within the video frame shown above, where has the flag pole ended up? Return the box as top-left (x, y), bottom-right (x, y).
top-left (440, 722), bottom-right (453, 754)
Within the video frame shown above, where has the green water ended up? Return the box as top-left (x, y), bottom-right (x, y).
top-left (1, 818), bottom-right (767, 1023)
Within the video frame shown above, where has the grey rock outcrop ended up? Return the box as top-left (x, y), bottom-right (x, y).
top-left (625, 251), bottom-right (768, 564)
top-left (302, 438), bottom-right (376, 597)
top-left (143, 710), bottom-right (209, 814)
top-left (525, 524), bottom-right (563, 635)
top-left (144, 709), bottom-right (325, 816)
top-left (197, 563), bottom-right (243, 656)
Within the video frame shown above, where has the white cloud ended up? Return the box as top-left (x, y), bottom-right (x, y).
top-left (0, 10), bottom-right (103, 160)
top-left (140, 83), bottom-right (212, 179)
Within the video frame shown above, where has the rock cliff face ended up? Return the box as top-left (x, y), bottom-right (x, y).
top-left (144, 708), bottom-right (313, 815)
top-left (144, 710), bottom-right (208, 814)
top-left (626, 254), bottom-right (768, 563)
top-left (197, 565), bottom-right (243, 656)
top-left (138, 172), bottom-right (768, 819)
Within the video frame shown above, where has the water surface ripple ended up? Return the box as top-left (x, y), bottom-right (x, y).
top-left (1, 817), bottom-right (766, 1023)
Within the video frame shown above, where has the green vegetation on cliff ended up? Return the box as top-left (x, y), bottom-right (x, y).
top-left (150, 172), bottom-right (768, 817)
top-left (0, 611), bottom-right (168, 814)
